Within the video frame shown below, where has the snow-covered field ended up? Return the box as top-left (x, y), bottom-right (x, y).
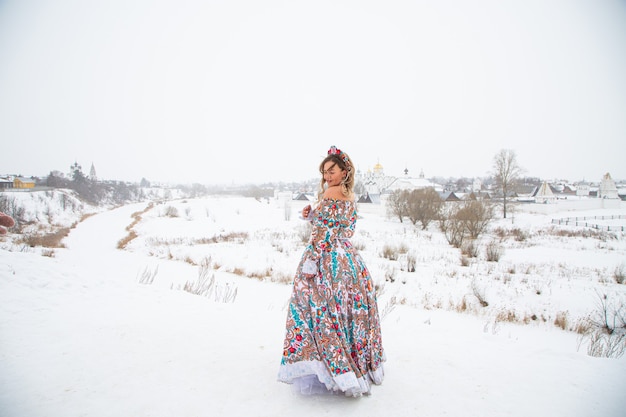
top-left (1, 191), bottom-right (625, 417)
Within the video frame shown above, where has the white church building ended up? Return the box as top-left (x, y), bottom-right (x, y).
top-left (357, 162), bottom-right (440, 203)
top-left (598, 172), bottom-right (619, 199)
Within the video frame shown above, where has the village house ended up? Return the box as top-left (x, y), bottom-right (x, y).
top-left (13, 177), bottom-right (36, 189)
top-left (0, 177), bottom-right (12, 189)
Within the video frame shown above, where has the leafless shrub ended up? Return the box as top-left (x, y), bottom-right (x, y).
top-left (495, 309), bottom-right (517, 323)
top-left (195, 232), bottom-right (249, 245)
top-left (182, 262), bottom-right (238, 303)
top-left (183, 270), bottom-right (215, 296)
top-left (577, 291), bottom-right (626, 358)
top-left (492, 227), bottom-right (528, 241)
top-left (493, 227), bottom-right (507, 239)
top-left (460, 200), bottom-right (494, 239)
top-left (232, 267), bottom-right (245, 276)
top-left (384, 267), bottom-right (396, 283)
top-left (590, 291), bottom-right (626, 332)
top-left (267, 271), bottom-right (292, 285)
top-left (526, 313), bottom-right (539, 323)
top-left (397, 242), bottom-right (409, 254)
top-left (439, 204), bottom-right (465, 248)
top-left (248, 268), bottom-right (272, 280)
top-left (483, 319), bottom-right (501, 335)
top-left (614, 263), bottom-right (626, 284)
top-left (581, 329), bottom-right (626, 358)
top-left (164, 205), bottom-right (179, 218)
top-left (406, 253), bottom-right (416, 272)
top-left (375, 282), bottom-right (386, 298)
top-left (485, 240), bottom-right (503, 262)
top-left (554, 311), bottom-right (568, 330)
top-left (545, 226), bottom-right (613, 240)
top-left (471, 280), bottom-right (488, 307)
top-left (511, 228), bottom-right (528, 242)
top-left (573, 318), bottom-right (592, 335)
top-left (214, 282), bottom-right (238, 303)
top-left (379, 296), bottom-right (397, 320)
top-left (382, 244), bottom-right (399, 261)
top-left (455, 296), bottom-right (468, 312)
top-left (352, 240), bottom-right (366, 251)
top-left (138, 265), bottom-right (159, 284)
top-left (297, 223), bottom-right (312, 244)
top-left (461, 239), bottom-right (478, 258)
top-left (199, 256), bottom-right (212, 268)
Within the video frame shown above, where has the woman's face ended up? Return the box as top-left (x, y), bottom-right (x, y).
top-left (322, 161), bottom-right (346, 187)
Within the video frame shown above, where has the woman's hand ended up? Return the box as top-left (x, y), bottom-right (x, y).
top-left (302, 205), bottom-right (311, 219)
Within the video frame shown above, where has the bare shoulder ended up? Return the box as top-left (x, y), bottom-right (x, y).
top-left (323, 186), bottom-right (354, 201)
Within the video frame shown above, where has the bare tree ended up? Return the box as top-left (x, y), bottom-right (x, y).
top-left (492, 149), bottom-right (523, 219)
top-left (439, 203), bottom-right (465, 248)
top-left (386, 189), bottom-right (409, 223)
top-left (439, 200), bottom-right (493, 247)
top-left (407, 188), bottom-right (443, 230)
top-left (457, 200), bottom-right (494, 239)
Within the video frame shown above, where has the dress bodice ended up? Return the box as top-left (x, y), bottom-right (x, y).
top-left (308, 198), bottom-right (357, 255)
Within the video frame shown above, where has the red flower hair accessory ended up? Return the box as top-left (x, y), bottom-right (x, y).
top-left (327, 146), bottom-right (351, 170)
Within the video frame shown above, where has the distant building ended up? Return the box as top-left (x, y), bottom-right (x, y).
top-left (598, 173), bottom-right (619, 199)
top-left (438, 191), bottom-right (461, 202)
top-left (357, 193), bottom-right (381, 204)
top-left (89, 163), bottom-right (98, 182)
top-left (387, 168), bottom-right (439, 193)
top-left (471, 178), bottom-right (482, 192)
top-left (13, 177), bottom-right (35, 189)
top-left (358, 162), bottom-right (396, 197)
top-left (0, 176), bottom-right (13, 189)
top-left (292, 192), bottom-right (314, 201)
top-left (533, 181), bottom-right (557, 204)
top-left (357, 163), bottom-right (441, 203)
top-left (576, 181), bottom-right (590, 197)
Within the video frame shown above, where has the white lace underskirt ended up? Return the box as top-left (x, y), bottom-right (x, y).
top-left (278, 360), bottom-right (384, 397)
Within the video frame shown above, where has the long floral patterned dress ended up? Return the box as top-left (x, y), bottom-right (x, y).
top-left (277, 198), bottom-right (385, 397)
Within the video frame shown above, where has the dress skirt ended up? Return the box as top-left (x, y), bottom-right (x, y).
top-left (277, 198), bottom-right (385, 396)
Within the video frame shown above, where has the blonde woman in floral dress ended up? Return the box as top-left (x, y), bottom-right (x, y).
top-left (278, 146), bottom-right (385, 397)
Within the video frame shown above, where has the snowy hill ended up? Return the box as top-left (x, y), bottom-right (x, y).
top-left (0, 194), bottom-right (625, 416)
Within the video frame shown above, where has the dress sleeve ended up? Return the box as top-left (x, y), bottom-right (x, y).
top-left (300, 204), bottom-right (325, 275)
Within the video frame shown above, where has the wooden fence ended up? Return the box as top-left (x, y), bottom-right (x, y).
top-left (551, 215), bottom-right (626, 232)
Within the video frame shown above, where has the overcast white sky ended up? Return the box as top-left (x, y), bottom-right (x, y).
top-left (1, 0), bottom-right (625, 185)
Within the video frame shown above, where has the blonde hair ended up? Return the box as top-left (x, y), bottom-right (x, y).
top-left (317, 150), bottom-right (355, 201)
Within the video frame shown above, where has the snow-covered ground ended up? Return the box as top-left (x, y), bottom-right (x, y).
top-left (1, 193), bottom-right (625, 417)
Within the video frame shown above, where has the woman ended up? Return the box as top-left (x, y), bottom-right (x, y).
top-left (278, 146), bottom-right (385, 397)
